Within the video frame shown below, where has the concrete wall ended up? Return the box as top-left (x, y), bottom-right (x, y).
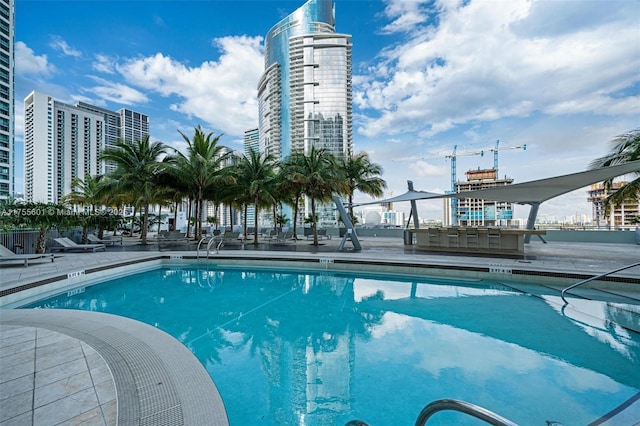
top-left (543, 229), bottom-right (638, 244)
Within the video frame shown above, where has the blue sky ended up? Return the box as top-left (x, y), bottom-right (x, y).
top-left (15, 0), bottom-right (640, 221)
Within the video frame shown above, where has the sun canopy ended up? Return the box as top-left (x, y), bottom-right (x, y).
top-left (355, 160), bottom-right (640, 206)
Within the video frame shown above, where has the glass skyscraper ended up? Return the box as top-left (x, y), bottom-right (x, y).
top-left (258, 0), bottom-right (352, 226)
top-left (0, 0), bottom-right (13, 200)
top-left (258, 0), bottom-right (352, 162)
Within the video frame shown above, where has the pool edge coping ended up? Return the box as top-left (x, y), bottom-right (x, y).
top-left (0, 309), bottom-right (229, 426)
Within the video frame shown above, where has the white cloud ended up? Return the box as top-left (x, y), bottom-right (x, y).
top-left (92, 54), bottom-right (117, 74)
top-left (356, 0), bottom-right (640, 139)
top-left (15, 41), bottom-right (54, 75)
top-left (85, 76), bottom-right (149, 105)
top-left (408, 160), bottom-right (448, 178)
top-left (117, 35), bottom-right (264, 136)
top-left (49, 35), bottom-right (82, 57)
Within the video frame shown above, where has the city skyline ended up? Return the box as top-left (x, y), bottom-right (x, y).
top-left (15, 0), bottom-right (640, 222)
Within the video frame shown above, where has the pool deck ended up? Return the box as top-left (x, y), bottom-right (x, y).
top-left (1, 236), bottom-right (639, 425)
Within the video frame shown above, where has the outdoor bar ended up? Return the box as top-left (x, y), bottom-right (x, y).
top-left (410, 227), bottom-right (547, 255)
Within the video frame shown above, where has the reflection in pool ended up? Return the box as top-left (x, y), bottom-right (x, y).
top-left (26, 266), bottom-right (640, 425)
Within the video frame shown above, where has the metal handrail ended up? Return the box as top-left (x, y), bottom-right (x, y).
top-left (415, 399), bottom-right (518, 426)
top-left (561, 261), bottom-right (640, 304)
top-left (207, 235), bottom-right (223, 255)
top-left (344, 399), bottom-right (517, 426)
top-left (196, 236), bottom-right (208, 259)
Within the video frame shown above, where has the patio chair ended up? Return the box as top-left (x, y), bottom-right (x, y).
top-left (52, 237), bottom-right (106, 252)
top-left (87, 234), bottom-right (122, 246)
top-left (221, 231), bottom-right (242, 244)
top-left (0, 244), bottom-right (55, 267)
top-left (270, 231), bottom-right (295, 245)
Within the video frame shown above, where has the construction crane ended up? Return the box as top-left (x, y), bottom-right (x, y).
top-left (489, 140), bottom-right (526, 173)
top-left (446, 145), bottom-right (485, 225)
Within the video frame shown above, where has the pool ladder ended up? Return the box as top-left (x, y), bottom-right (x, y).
top-left (346, 399), bottom-right (518, 425)
top-left (196, 236), bottom-right (223, 259)
top-left (560, 261), bottom-right (640, 304)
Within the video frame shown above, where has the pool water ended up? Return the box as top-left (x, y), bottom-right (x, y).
top-left (26, 266), bottom-right (640, 425)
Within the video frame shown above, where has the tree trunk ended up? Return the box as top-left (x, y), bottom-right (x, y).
top-left (37, 228), bottom-right (47, 254)
top-left (312, 198), bottom-right (318, 246)
top-left (186, 198), bottom-right (192, 238)
top-left (173, 200), bottom-right (179, 231)
top-left (141, 203), bottom-right (149, 244)
top-left (292, 194), bottom-right (300, 239)
top-left (253, 198), bottom-right (259, 245)
top-left (243, 204), bottom-right (248, 238)
top-left (131, 206), bottom-right (137, 236)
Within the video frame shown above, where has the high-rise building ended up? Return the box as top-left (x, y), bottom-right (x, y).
top-left (454, 168), bottom-right (515, 227)
top-left (243, 128), bottom-right (259, 156)
top-left (258, 0), bottom-right (352, 225)
top-left (588, 182), bottom-right (640, 228)
top-left (74, 102), bottom-right (149, 175)
top-left (23, 91), bottom-right (149, 203)
top-left (0, 0), bottom-right (13, 200)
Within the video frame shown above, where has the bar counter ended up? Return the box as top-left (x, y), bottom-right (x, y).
top-left (410, 227), bottom-right (546, 255)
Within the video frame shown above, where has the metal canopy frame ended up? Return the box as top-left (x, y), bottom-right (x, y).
top-left (352, 160), bottom-right (640, 242)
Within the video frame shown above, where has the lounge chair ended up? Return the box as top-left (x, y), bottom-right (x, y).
top-left (157, 231), bottom-right (190, 248)
top-left (306, 229), bottom-right (331, 240)
top-left (52, 237), bottom-right (106, 252)
top-left (0, 244), bottom-right (55, 267)
top-left (270, 231), bottom-right (295, 245)
top-left (87, 234), bottom-right (122, 246)
top-left (221, 231), bottom-right (242, 244)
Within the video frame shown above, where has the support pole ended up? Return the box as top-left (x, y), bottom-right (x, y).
top-left (332, 195), bottom-right (362, 251)
top-left (407, 180), bottom-right (420, 230)
top-left (524, 202), bottom-right (546, 244)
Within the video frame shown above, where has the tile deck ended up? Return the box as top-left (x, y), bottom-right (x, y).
top-left (1, 235), bottom-right (639, 425)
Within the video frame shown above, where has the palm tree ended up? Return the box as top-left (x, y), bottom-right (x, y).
top-left (62, 173), bottom-right (109, 243)
top-left (291, 146), bottom-right (345, 245)
top-left (235, 148), bottom-right (278, 245)
top-left (101, 136), bottom-right (171, 245)
top-left (170, 126), bottom-right (233, 241)
top-left (589, 129), bottom-right (640, 208)
top-left (279, 154), bottom-right (308, 239)
top-left (338, 151), bottom-right (387, 219)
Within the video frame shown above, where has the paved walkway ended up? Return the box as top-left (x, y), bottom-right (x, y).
top-left (1, 236), bottom-right (639, 425)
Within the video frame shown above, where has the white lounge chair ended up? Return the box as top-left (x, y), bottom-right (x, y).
top-left (52, 237), bottom-right (106, 252)
top-left (0, 244), bottom-right (55, 267)
top-left (87, 234), bottom-right (122, 246)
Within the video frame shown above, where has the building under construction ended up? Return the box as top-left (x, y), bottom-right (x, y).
top-left (588, 182), bottom-right (639, 228)
top-left (453, 168), bottom-right (515, 226)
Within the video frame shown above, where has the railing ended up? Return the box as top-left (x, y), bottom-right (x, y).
top-left (561, 261), bottom-right (640, 304)
top-left (415, 399), bottom-right (518, 426)
top-left (196, 235), bottom-right (223, 259)
top-left (345, 399), bottom-right (517, 426)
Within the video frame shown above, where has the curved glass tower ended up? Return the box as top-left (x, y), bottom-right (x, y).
top-left (258, 0), bottom-right (352, 164)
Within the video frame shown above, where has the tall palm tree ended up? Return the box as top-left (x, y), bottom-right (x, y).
top-left (338, 151), bottom-right (387, 219)
top-left (280, 154), bottom-right (308, 239)
top-left (291, 146), bottom-right (345, 245)
top-left (101, 136), bottom-right (171, 245)
top-left (170, 126), bottom-right (232, 240)
top-left (235, 148), bottom-right (278, 244)
top-left (589, 129), bottom-right (640, 208)
top-left (62, 173), bottom-right (109, 243)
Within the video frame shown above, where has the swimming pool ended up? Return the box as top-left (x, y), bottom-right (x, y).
top-left (25, 265), bottom-right (640, 425)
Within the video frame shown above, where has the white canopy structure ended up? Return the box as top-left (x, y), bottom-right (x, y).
top-left (352, 160), bottom-right (640, 242)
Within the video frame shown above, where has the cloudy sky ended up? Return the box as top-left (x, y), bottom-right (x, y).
top-left (16, 0), bottom-right (640, 222)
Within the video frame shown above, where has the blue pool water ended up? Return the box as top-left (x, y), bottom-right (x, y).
top-left (25, 266), bottom-right (640, 425)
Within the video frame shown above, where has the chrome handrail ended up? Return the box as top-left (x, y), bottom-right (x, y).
top-left (207, 235), bottom-right (223, 255)
top-left (561, 261), bottom-right (640, 304)
top-left (415, 399), bottom-right (518, 426)
top-left (196, 236), bottom-right (208, 259)
top-left (344, 399), bottom-right (517, 426)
